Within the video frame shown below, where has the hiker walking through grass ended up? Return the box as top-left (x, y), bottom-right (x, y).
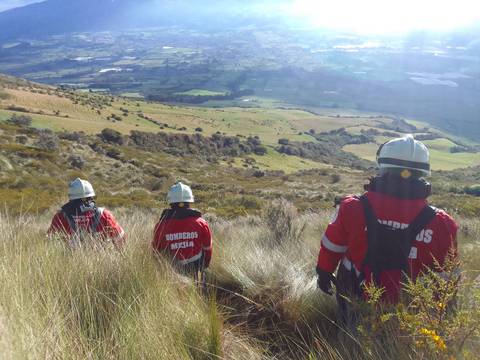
top-left (48, 178), bottom-right (126, 249)
top-left (152, 182), bottom-right (213, 278)
top-left (316, 135), bottom-right (458, 320)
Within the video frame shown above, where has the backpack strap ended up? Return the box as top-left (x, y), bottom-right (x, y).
top-left (61, 210), bottom-right (77, 233)
top-left (359, 195), bottom-right (379, 228)
top-left (90, 207), bottom-right (104, 234)
top-left (358, 195), bottom-right (437, 286)
top-left (406, 205), bottom-right (437, 244)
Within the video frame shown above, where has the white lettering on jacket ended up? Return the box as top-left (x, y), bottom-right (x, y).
top-left (170, 241), bottom-right (195, 250)
top-left (165, 232), bottom-right (199, 242)
top-left (376, 219), bottom-right (434, 244)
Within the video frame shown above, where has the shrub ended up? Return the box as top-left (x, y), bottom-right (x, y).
top-left (330, 174), bottom-right (341, 184)
top-left (100, 128), bottom-right (123, 145)
top-left (253, 145), bottom-right (267, 156)
top-left (6, 105), bottom-right (29, 113)
top-left (58, 131), bottom-right (85, 142)
top-left (35, 131), bottom-right (59, 151)
top-left (7, 114), bottom-right (32, 127)
top-left (15, 135), bottom-right (28, 144)
top-left (106, 148), bottom-right (122, 160)
top-left (68, 155), bottom-right (85, 169)
top-left (263, 199), bottom-right (306, 245)
top-left (465, 185), bottom-right (480, 196)
top-left (0, 91), bottom-right (11, 100)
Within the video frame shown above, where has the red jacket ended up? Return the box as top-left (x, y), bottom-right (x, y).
top-left (48, 207), bottom-right (125, 247)
top-left (317, 191), bottom-right (457, 300)
top-left (152, 208), bottom-right (212, 266)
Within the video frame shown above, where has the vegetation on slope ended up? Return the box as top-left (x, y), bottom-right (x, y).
top-left (1, 201), bottom-right (479, 359)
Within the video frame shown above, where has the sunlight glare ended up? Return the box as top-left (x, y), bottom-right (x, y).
top-left (290, 0), bottom-right (480, 33)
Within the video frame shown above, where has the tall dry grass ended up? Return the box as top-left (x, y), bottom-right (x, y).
top-left (1, 203), bottom-right (479, 359)
top-left (0, 210), bottom-right (264, 360)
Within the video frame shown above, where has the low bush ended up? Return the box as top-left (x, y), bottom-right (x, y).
top-left (7, 114), bottom-right (32, 127)
top-left (464, 185), bottom-right (480, 197)
top-left (68, 155), bottom-right (85, 169)
top-left (35, 131), bottom-right (59, 151)
top-left (100, 128), bottom-right (124, 145)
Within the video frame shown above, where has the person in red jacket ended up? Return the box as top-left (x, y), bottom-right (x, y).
top-left (316, 135), bottom-right (458, 320)
top-left (48, 178), bottom-right (125, 249)
top-left (152, 182), bottom-right (213, 277)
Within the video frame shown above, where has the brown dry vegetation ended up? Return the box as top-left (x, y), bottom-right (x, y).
top-left (1, 74), bottom-right (480, 358)
top-left (1, 200), bottom-right (479, 359)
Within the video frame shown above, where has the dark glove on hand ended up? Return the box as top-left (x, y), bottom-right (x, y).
top-left (316, 267), bottom-right (335, 296)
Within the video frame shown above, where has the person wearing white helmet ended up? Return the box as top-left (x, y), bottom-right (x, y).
top-left (48, 178), bottom-right (126, 249)
top-left (315, 135), bottom-right (458, 322)
top-left (152, 182), bottom-right (213, 277)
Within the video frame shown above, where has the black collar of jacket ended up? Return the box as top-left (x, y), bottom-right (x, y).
top-left (364, 175), bottom-right (431, 200)
top-left (160, 208), bottom-right (202, 220)
top-left (61, 199), bottom-right (97, 216)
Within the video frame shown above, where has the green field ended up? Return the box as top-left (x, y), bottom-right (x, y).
top-left (1, 77), bottom-right (479, 172)
top-left (174, 89), bottom-right (229, 96)
top-left (344, 142), bottom-right (480, 171)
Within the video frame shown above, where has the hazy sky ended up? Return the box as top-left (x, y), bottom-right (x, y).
top-left (1, 0), bottom-right (479, 34)
top-left (289, 0), bottom-right (480, 33)
top-left (0, 0), bottom-right (43, 12)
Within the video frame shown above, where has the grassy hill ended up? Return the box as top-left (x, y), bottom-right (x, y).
top-left (1, 74), bottom-right (480, 218)
top-left (1, 75), bottom-right (479, 172)
top-left (1, 74), bottom-right (480, 359)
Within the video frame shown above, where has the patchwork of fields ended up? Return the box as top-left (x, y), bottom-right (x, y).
top-left (1, 78), bottom-right (478, 172)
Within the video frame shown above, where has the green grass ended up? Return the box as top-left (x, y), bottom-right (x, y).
top-left (229, 147), bottom-right (330, 173)
top-left (1, 83), bottom-right (479, 173)
top-left (423, 138), bottom-right (457, 152)
top-left (429, 149), bottom-right (480, 170)
top-left (174, 89), bottom-right (229, 96)
top-left (343, 143), bottom-right (480, 171)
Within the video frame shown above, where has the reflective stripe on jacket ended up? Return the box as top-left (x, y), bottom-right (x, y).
top-left (317, 191), bottom-right (457, 298)
top-left (48, 207), bottom-right (125, 243)
top-left (152, 209), bottom-right (212, 266)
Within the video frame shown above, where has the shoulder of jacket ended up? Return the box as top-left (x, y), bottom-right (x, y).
top-left (54, 210), bottom-right (66, 221)
top-left (196, 216), bottom-right (210, 227)
top-left (338, 194), bottom-right (362, 208)
top-left (95, 207), bottom-right (107, 217)
top-left (433, 208), bottom-right (457, 227)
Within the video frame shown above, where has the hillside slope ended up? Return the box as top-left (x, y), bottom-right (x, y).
top-left (1, 74), bottom-right (480, 220)
top-left (0, 0), bottom-right (281, 41)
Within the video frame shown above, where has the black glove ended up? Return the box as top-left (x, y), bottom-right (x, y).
top-left (317, 267), bottom-right (336, 296)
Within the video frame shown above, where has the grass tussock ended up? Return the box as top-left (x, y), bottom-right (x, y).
top-left (0, 212), bottom-right (264, 360)
top-left (1, 203), bottom-right (479, 359)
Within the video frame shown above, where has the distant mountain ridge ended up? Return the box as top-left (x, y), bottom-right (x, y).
top-left (0, 0), bottom-right (280, 41)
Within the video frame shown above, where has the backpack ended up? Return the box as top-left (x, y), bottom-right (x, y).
top-left (359, 195), bottom-right (437, 289)
top-left (61, 207), bottom-right (104, 236)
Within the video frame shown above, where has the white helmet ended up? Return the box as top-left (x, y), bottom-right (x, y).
top-left (68, 178), bottom-right (96, 200)
top-left (167, 182), bottom-right (194, 204)
top-left (377, 134), bottom-right (430, 176)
